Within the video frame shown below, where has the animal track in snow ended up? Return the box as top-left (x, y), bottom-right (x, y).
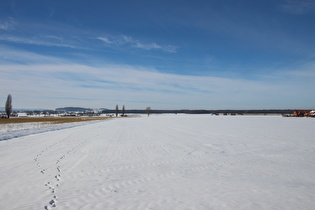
top-left (44, 199), bottom-right (57, 209)
top-left (55, 174), bottom-right (61, 181)
top-left (37, 130), bottom-right (106, 209)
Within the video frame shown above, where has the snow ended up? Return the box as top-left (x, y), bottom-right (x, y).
top-left (0, 120), bottom-right (104, 141)
top-left (0, 115), bottom-right (315, 209)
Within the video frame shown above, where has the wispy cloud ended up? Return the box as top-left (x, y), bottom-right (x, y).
top-left (97, 35), bottom-right (177, 53)
top-left (96, 37), bottom-right (112, 44)
top-left (0, 45), bottom-right (70, 64)
top-left (280, 0), bottom-right (315, 15)
top-left (1, 49), bottom-right (314, 109)
top-left (42, 35), bottom-right (64, 41)
top-left (1, 17), bottom-right (176, 54)
top-left (0, 17), bottom-right (16, 31)
top-left (0, 35), bottom-right (80, 49)
top-left (0, 18), bottom-right (86, 50)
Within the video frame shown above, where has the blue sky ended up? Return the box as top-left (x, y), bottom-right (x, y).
top-left (0, 0), bottom-right (315, 109)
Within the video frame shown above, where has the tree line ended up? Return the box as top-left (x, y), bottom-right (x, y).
top-left (115, 105), bottom-right (151, 117)
top-left (1, 95), bottom-right (152, 118)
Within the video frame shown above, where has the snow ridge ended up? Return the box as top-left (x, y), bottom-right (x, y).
top-left (0, 120), bottom-right (109, 141)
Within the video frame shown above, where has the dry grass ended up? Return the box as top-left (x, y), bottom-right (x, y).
top-left (0, 117), bottom-right (110, 124)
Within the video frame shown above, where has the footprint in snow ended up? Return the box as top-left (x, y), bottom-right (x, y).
top-left (44, 199), bottom-right (57, 209)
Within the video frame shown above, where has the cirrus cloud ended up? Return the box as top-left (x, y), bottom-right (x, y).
top-left (97, 35), bottom-right (177, 53)
top-left (1, 48), bottom-right (314, 110)
top-left (0, 17), bottom-right (16, 31)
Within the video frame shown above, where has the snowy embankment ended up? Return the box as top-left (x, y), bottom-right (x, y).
top-left (0, 120), bottom-right (105, 141)
top-left (0, 115), bottom-right (314, 209)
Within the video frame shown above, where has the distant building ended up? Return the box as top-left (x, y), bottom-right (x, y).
top-left (17, 113), bottom-right (27, 117)
top-left (293, 110), bottom-right (314, 117)
top-left (305, 110), bottom-right (315, 117)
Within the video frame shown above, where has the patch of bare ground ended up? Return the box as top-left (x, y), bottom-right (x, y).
top-left (0, 117), bottom-right (110, 124)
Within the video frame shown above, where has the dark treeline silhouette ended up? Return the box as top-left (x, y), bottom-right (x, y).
top-left (101, 109), bottom-right (295, 115)
top-left (56, 107), bottom-right (93, 112)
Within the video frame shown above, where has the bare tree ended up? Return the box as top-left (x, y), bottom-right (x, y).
top-left (122, 105), bottom-right (125, 116)
top-left (115, 105), bottom-right (119, 117)
top-left (5, 94), bottom-right (12, 118)
top-left (146, 107), bottom-right (151, 117)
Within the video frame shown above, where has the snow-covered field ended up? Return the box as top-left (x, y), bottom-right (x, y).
top-left (0, 115), bottom-right (314, 210)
